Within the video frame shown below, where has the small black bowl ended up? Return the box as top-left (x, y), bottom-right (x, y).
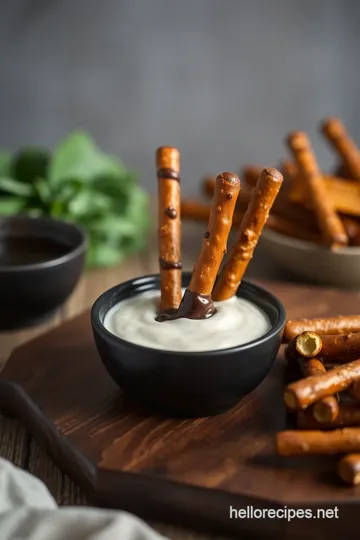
top-left (91, 272), bottom-right (286, 417)
top-left (0, 215), bottom-right (87, 330)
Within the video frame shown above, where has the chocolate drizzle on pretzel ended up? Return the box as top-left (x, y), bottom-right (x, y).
top-left (157, 168), bottom-right (180, 182)
top-left (159, 258), bottom-right (182, 270)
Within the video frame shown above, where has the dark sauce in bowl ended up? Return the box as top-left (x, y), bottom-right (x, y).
top-left (0, 237), bottom-right (70, 266)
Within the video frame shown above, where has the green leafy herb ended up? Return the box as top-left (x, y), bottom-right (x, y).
top-left (0, 132), bottom-right (149, 267)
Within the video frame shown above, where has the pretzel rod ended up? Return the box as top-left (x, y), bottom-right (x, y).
top-left (202, 177), bottom-right (252, 208)
top-left (276, 428), bottom-right (360, 456)
top-left (156, 147), bottom-right (182, 314)
top-left (294, 332), bottom-right (323, 358)
top-left (283, 315), bottom-right (360, 343)
top-left (294, 356), bottom-right (339, 423)
top-left (289, 174), bottom-right (360, 217)
top-left (298, 404), bottom-right (360, 430)
top-left (338, 453), bottom-right (360, 484)
top-left (316, 333), bottom-right (360, 362)
top-left (284, 359), bottom-right (360, 411)
top-left (287, 132), bottom-right (348, 249)
top-left (321, 117), bottom-right (360, 182)
top-left (175, 173), bottom-right (240, 320)
top-left (213, 168), bottom-right (283, 301)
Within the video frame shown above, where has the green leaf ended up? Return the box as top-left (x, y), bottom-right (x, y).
top-left (0, 177), bottom-right (32, 197)
top-left (11, 148), bottom-right (49, 184)
top-left (67, 189), bottom-right (111, 219)
top-left (0, 151), bottom-right (12, 177)
top-left (0, 197), bottom-right (24, 215)
top-left (49, 131), bottom-right (125, 185)
top-left (31, 178), bottom-right (52, 211)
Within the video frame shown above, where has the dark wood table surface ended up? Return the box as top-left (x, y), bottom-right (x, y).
top-left (0, 223), bottom-right (315, 539)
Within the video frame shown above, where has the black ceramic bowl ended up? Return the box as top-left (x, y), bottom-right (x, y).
top-left (91, 272), bottom-right (286, 417)
top-left (0, 215), bottom-right (87, 330)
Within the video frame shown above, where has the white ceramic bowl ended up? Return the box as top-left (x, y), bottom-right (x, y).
top-left (260, 229), bottom-right (360, 289)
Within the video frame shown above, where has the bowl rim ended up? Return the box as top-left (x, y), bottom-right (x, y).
top-left (0, 215), bottom-right (88, 272)
top-left (91, 273), bottom-right (286, 357)
top-left (262, 228), bottom-right (360, 255)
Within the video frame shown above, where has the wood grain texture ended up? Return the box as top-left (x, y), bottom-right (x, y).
top-left (1, 282), bottom-right (360, 538)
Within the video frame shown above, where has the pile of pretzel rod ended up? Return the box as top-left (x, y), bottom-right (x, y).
top-left (155, 147), bottom-right (283, 319)
top-left (276, 315), bottom-right (360, 485)
top-left (181, 117), bottom-right (360, 250)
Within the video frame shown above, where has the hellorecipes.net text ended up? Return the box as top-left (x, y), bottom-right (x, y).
top-left (230, 506), bottom-right (339, 521)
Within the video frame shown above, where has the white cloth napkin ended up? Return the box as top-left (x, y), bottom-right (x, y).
top-left (0, 458), bottom-right (167, 540)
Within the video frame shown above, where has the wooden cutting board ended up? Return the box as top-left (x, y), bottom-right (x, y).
top-left (1, 281), bottom-right (360, 539)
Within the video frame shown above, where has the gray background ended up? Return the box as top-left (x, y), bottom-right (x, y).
top-left (1, 0), bottom-right (359, 196)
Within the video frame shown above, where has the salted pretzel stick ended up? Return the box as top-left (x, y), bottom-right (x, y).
top-left (294, 332), bottom-right (323, 358)
top-left (213, 168), bottom-right (283, 301)
top-left (202, 177), bottom-right (252, 209)
top-left (338, 454), bottom-right (360, 485)
top-left (287, 132), bottom-right (348, 249)
top-left (284, 359), bottom-right (360, 411)
top-left (298, 404), bottom-right (360, 430)
top-left (156, 147), bottom-right (182, 313)
top-left (176, 173), bottom-right (240, 319)
top-left (321, 117), bottom-right (360, 182)
top-left (283, 315), bottom-right (360, 343)
top-left (291, 355), bottom-right (339, 423)
top-left (276, 428), bottom-right (360, 456)
top-left (316, 333), bottom-right (360, 362)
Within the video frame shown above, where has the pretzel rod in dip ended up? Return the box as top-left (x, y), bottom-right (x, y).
top-left (284, 359), bottom-right (360, 411)
top-left (213, 168), bottom-right (283, 301)
top-left (287, 131), bottom-right (348, 249)
top-left (276, 428), bottom-right (360, 456)
top-left (174, 172), bottom-right (240, 320)
top-left (156, 147), bottom-right (182, 316)
top-left (283, 315), bottom-right (360, 343)
top-left (321, 117), bottom-right (360, 182)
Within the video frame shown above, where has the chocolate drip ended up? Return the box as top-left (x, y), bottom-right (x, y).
top-left (157, 168), bottom-right (180, 181)
top-left (156, 289), bottom-right (216, 322)
top-left (164, 206), bottom-right (177, 219)
top-left (159, 257), bottom-right (182, 270)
